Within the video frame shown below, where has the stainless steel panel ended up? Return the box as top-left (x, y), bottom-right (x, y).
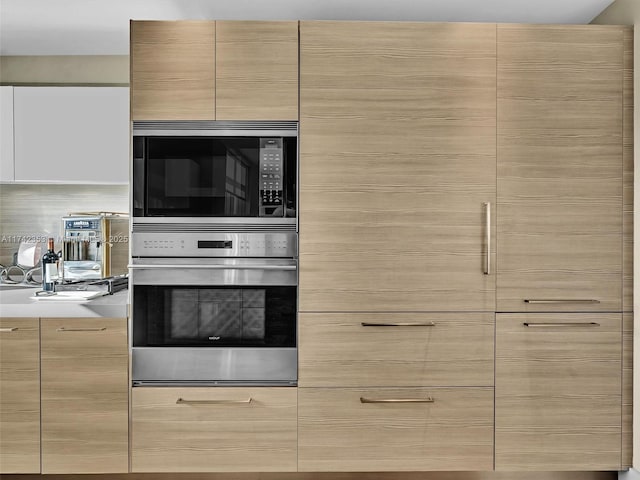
top-left (132, 120), bottom-right (298, 137)
top-left (130, 257), bottom-right (298, 286)
top-left (131, 231), bottom-right (297, 257)
top-left (132, 347), bottom-right (297, 383)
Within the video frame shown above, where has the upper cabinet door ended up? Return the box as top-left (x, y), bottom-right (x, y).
top-left (131, 21), bottom-right (215, 120)
top-left (0, 87), bottom-right (14, 182)
top-left (13, 87), bottom-right (129, 183)
top-left (216, 21), bottom-right (298, 120)
top-left (299, 22), bottom-right (496, 312)
top-left (497, 25), bottom-right (624, 312)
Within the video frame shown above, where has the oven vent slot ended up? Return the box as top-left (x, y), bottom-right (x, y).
top-left (133, 120), bottom-right (298, 136)
top-left (132, 223), bottom-right (297, 233)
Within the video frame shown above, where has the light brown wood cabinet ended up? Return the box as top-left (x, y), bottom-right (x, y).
top-left (298, 387), bottom-right (494, 471)
top-left (216, 21), bottom-right (299, 120)
top-left (299, 21), bottom-right (497, 312)
top-left (131, 387), bottom-right (297, 472)
top-left (299, 312), bottom-right (494, 387)
top-left (40, 318), bottom-right (128, 474)
top-left (130, 20), bottom-right (298, 121)
top-left (131, 21), bottom-right (216, 121)
top-left (0, 318), bottom-right (40, 474)
top-left (496, 25), bottom-right (625, 312)
top-left (495, 313), bottom-right (622, 471)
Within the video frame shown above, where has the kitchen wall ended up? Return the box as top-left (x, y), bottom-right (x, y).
top-left (592, 0), bottom-right (640, 473)
top-left (0, 184), bottom-right (128, 266)
top-left (0, 55), bottom-right (130, 267)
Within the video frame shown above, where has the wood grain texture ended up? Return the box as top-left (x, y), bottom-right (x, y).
top-left (0, 318), bottom-right (40, 474)
top-left (299, 312), bottom-right (494, 387)
top-left (131, 21), bottom-right (215, 120)
top-left (298, 387), bottom-right (494, 471)
top-left (0, 472), bottom-right (619, 480)
top-left (299, 22), bottom-right (497, 312)
top-left (496, 25), bottom-right (624, 312)
top-left (216, 21), bottom-right (298, 120)
top-left (495, 313), bottom-right (621, 471)
top-left (622, 312), bottom-right (632, 468)
top-left (41, 318), bottom-right (128, 474)
top-left (623, 27), bottom-right (633, 313)
top-left (131, 387), bottom-right (297, 472)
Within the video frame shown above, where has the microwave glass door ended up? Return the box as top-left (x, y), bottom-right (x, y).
top-left (137, 136), bottom-right (296, 218)
top-left (133, 285), bottom-right (296, 348)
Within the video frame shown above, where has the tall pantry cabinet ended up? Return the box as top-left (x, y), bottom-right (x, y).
top-left (299, 22), bottom-right (632, 472)
top-left (298, 22), bottom-right (497, 471)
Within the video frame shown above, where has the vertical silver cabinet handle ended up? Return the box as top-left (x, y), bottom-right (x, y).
top-left (484, 202), bottom-right (491, 275)
top-left (0, 327), bottom-right (18, 332)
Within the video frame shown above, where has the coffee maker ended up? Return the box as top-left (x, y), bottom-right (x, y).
top-left (61, 213), bottom-right (128, 281)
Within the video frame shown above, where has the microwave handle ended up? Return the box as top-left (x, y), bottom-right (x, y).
top-left (128, 264), bottom-right (296, 271)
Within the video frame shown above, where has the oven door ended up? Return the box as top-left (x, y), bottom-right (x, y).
top-left (130, 258), bottom-right (297, 385)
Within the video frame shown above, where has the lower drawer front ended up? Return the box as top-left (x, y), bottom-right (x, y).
top-left (132, 387), bottom-right (297, 472)
top-left (299, 387), bottom-right (494, 472)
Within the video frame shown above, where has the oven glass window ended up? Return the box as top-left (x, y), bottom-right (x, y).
top-left (140, 137), bottom-right (296, 217)
top-left (133, 286), bottom-right (296, 348)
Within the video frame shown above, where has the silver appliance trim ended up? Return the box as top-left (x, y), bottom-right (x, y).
top-left (132, 120), bottom-right (298, 137)
top-left (132, 218), bottom-right (296, 233)
top-left (132, 347), bottom-right (297, 384)
top-left (131, 231), bottom-right (297, 258)
top-left (130, 257), bottom-right (298, 286)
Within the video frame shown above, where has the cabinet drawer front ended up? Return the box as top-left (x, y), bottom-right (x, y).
top-left (496, 313), bottom-right (622, 470)
top-left (0, 318), bottom-right (40, 474)
top-left (299, 387), bottom-right (494, 471)
top-left (132, 387), bottom-right (297, 472)
top-left (300, 313), bottom-right (494, 387)
top-left (41, 318), bottom-right (128, 474)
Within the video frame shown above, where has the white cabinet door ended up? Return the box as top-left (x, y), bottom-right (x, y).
top-left (0, 86), bottom-right (14, 182)
top-left (13, 87), bottom-right (129, 183)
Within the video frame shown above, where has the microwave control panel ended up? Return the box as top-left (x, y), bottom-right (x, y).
top-left (259, 138), bottom-right (284, 217)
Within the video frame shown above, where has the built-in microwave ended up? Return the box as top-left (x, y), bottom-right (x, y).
top-left (132, 121), bottom-right (297, 227)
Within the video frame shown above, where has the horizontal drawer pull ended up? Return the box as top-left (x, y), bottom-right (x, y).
top-left (176, 398), bottom-right (252, 405)
top-left (360, 397), bottom-right (434, 404)
top-left (523, 322), bottom-right (600, 328)
top-left (56, 327), bottom-right (107, 332)
top-left (524, 299), bottom-right (600, 304)
top-left (0, 327), bottom-right (18, 332)
top-left (361, 322), bottom-right (436, 327)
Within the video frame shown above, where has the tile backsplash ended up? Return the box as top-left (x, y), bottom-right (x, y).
top-left (0, 184), bottom-right (128, 267)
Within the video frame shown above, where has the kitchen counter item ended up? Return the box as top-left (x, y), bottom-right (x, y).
top-left (32, 291), bottom-right (108, 301)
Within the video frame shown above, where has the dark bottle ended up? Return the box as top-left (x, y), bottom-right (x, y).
top-left (42, 237), bottom-right (59, 292)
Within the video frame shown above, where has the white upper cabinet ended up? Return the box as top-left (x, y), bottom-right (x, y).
top-left (0, 86), bottom-right (14, 182)
top-left (12, 87), bottom-right (129, 184)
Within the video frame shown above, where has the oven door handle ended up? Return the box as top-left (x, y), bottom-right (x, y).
top-left (128, 264), bottom-right (297, 271)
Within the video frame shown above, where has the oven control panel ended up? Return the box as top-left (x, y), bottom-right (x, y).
top-left (132, 232), bottom-right (297, 258)
top-left (259, 138), bottom-right (284, 217)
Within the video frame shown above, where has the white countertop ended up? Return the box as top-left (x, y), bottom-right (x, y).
top-left (0, 286), bottom-right (129, 318)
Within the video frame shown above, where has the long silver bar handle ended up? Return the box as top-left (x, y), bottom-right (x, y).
top-left (57, 327), bottom-right (107, 332)
top-left (361, 322), bottom-right (436, 327)
top-left (524, 322), bottom-right (600, 328)
top-left (524, 299), bottom-right (600, 304)
top-left (176, 398), bottom-right (252, 405)
top-left (129, 264), bottom-right (296, 270)
top-left (360, 397), bottom-right (435, 404)
top-left (484, 202), bottom-right (491, 275)
top-left (0, 327), bottom-right (18, 332)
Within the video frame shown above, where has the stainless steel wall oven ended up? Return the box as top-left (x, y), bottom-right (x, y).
top-left (130, 121), bottom-right (298, 386)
